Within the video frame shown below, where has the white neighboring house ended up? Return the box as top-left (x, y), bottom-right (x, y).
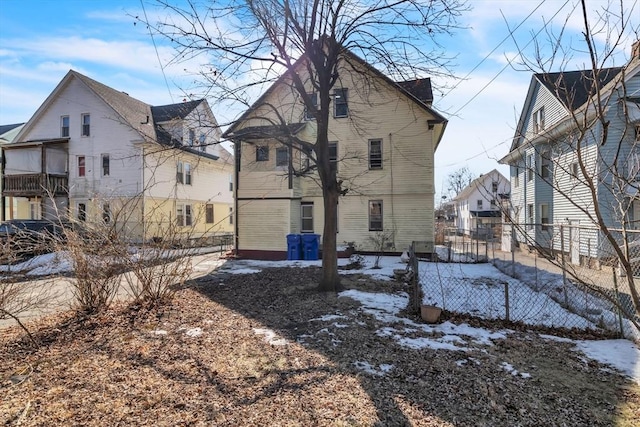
top-left (0, 123), bottom-right (25, 219)
top-left (453, 169), bottom-right (510, 238)
top-left (0, 70), bottom-right (234, 240)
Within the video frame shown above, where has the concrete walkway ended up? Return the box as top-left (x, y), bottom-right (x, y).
top-left (1, 251), bottom-right (228, 329)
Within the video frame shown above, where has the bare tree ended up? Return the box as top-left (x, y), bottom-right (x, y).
top-left (501, 0), bottom-right (640, 322)
top-left (145, 0), bottom-right (468, 291)
top-left (446, 166), bottom-right (474, 198)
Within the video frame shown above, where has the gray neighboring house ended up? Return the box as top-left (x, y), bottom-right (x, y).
top-left (500, 41), bottom-right (640, 263)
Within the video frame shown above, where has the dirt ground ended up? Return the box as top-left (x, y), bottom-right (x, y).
top-left (2, 266), bottom-right (639, 426)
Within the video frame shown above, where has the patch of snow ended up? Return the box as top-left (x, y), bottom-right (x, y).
top-left (354, 361), bottom-right (393, 376)
top-left (185, 327), bottom-right (203, 337)
top-left (254, 328), bottom-right (288, 346)
top-left (153, 330), bottom-right (167, 335)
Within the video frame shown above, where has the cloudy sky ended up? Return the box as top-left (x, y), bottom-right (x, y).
top-left (0, 0), bottom-right (638, 199)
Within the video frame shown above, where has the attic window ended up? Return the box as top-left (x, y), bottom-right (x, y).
top-left (533, 107), bottom-right (545, 133)
top-left (333, 88), bottom-right (348, 118)
top-left (304, 92), bottom-right (318, 120)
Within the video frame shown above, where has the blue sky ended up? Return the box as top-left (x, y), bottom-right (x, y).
top-left (1, 0), bottom-right (638, 199)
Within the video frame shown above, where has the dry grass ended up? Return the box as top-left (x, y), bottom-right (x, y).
top-left (2, 266), bottom-right (639, 426)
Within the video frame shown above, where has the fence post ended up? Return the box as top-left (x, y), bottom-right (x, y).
top-left (560, 224), bottom-right (569, 308)
top-left (612, 268), bottom-right (625, 338)
top-left (447, 240), bottom-right (452, 262)
top-left (504, 281), bottom-right (510, 322)
top-left (476, 224), bottom-right (479, 260)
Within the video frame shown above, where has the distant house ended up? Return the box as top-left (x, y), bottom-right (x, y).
top-left (500, 41), bottom-right (640, 261)
top-left (452, 169), bottom-right (510, 238)
top-left (0, 123), bottom-right (25, 219)
top-left (0, 70), bottom-right (233, 241)
top-left (224, 50), bottom-right (447, 259)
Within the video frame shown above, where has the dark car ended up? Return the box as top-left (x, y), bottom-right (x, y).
top-left (0, 219), bottom-right (67, 262)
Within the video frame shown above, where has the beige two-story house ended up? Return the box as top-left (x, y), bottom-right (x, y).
top-left (1, 70), bottom-right (233, 241)
top-left (224, 51), bottom-right (447, 259)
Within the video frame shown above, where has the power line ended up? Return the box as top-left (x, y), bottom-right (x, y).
top-left (140, 0), bottom-right (174, 103)
top-left (441, 0), bottom-right (546, 101)
top-left (449, 0), bottom-right (572, 117)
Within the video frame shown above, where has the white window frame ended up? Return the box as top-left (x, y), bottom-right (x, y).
top-left (276, 147), bottom-right (289, 169)
top-left (533, 107), bottom-right (545, 133)
top-left (101, 154), bottom-right (110, 177)
top-left (333, 88), bottom-right (348, 118)
top-left (176, 161), bottom-right (184, 184)
top-left (527, 203), bottom-right (534, 230)
top-left (185, 162), bottom-right (192, 185)
top-left (540, 203), bottom-right (550, 232)
top-left (369, 139), bottom-right (382, 170)
top-left (256, 145), bottom-right (269, 162)
top-left (188, 129), bottom-right (195, 146)
top-left (369, 200), bottom-right (383, 231)
top-left (205, 203), bottom-right (214, 224)
top-left (540, 150), bottom-right (551, 179)
top-left (176, 203), bottom-right (192, 226)
top-left (81, 113), bottom-right (90, 137)
top-left (477, 199), bottom-right (483, 210)
top-left (78, 156), bottom-right (86, 177)
top-left (301, 203), bottom-right (314, 233)
top-left (78, 202), bottom-right (87, 222)
top-left (329, 141), bottom-right (338, 172)
top-left (61, 115), bottom-right (69, 137)
top-left (304, 92), bottom-right (318, 120)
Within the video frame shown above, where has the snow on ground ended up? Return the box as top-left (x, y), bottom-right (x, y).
top-left (3, 251), bottom-right (639, 384)
top-left (220, 255), bottom-right (640, 385)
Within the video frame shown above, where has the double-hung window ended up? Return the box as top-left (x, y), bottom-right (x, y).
top-left (514, 167), bottom-right (520, 187)
top-left (188, 129), bottom-right (195, 146)
top-left (477, 200), bottom-right (483, 210)
top-left (369, 200), bottom-right (383, 231)
top-left (177, 161), bottom-right (184, 184)
top-left (540, 203), bottom-right (550, 231)
top-left (185, 162), bottom-right (192, 185)
top-left (533, 107), bottom-right (545, 133)
top-left (102, 154), bottom-right (110, 176)
top-left (81, 114), bottom-right (90, 136)
top-left (199, 133), bottom-right (206, 151)
top-left (527, 154), bottom-right (534, 182)
top-left (334, 88), bottom-right (348, 118)
top-left (301, 203), bottom-right (314, 233)
top-left (540, 150), bottom-right (551, 179)
top-left (177, 204), bottom-right (192, 226)
top-left (304, 92), bottom-right (318, 120)
top-left (206, 204), bottom-right (214, 224)
top-left (369, 139), bottom-right (382, 169)
top-left (329, 142), bottom-right (338, 172)
top-left (78, 156), bottom-right (86, 177)
top-left (276, 147), bottom-right (289, 168)
top-left (61, 116), bottom-right (69, 137)
top-left (527, 203), bottom-right (534, 230)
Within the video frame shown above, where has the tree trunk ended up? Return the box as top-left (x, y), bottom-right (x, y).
top-left (319, 185), bottom-right (340, 292)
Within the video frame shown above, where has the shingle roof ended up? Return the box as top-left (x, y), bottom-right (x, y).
top-left (151, 100), bottom-right (203, 122)
top-left (72, 71), bottom-right (155, 139)
top-left (535, 67), bottom-right (623, 111)
top-left (396, 79), bottom-right (433, 104)
top-left (0, 123), bottom-right (25, 136)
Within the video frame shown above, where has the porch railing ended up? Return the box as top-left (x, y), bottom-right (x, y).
top-left (2, 174), bottom-right (68, 196)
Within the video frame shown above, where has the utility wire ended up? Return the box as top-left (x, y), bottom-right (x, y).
top-left (140, 0), bottom-right (174, 103)
top-left (450, 0), bottom-right (572, 117)
top-left (441, 0), bottom-right (547, 101)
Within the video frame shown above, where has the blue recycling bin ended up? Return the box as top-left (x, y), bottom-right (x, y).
top-left (286, 234), bottom-right (301, 260)
top-left (302, 234), bottom-right (320, 260)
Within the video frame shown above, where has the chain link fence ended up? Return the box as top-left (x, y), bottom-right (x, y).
top-left (411, 223), bottom-right (640, 341)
